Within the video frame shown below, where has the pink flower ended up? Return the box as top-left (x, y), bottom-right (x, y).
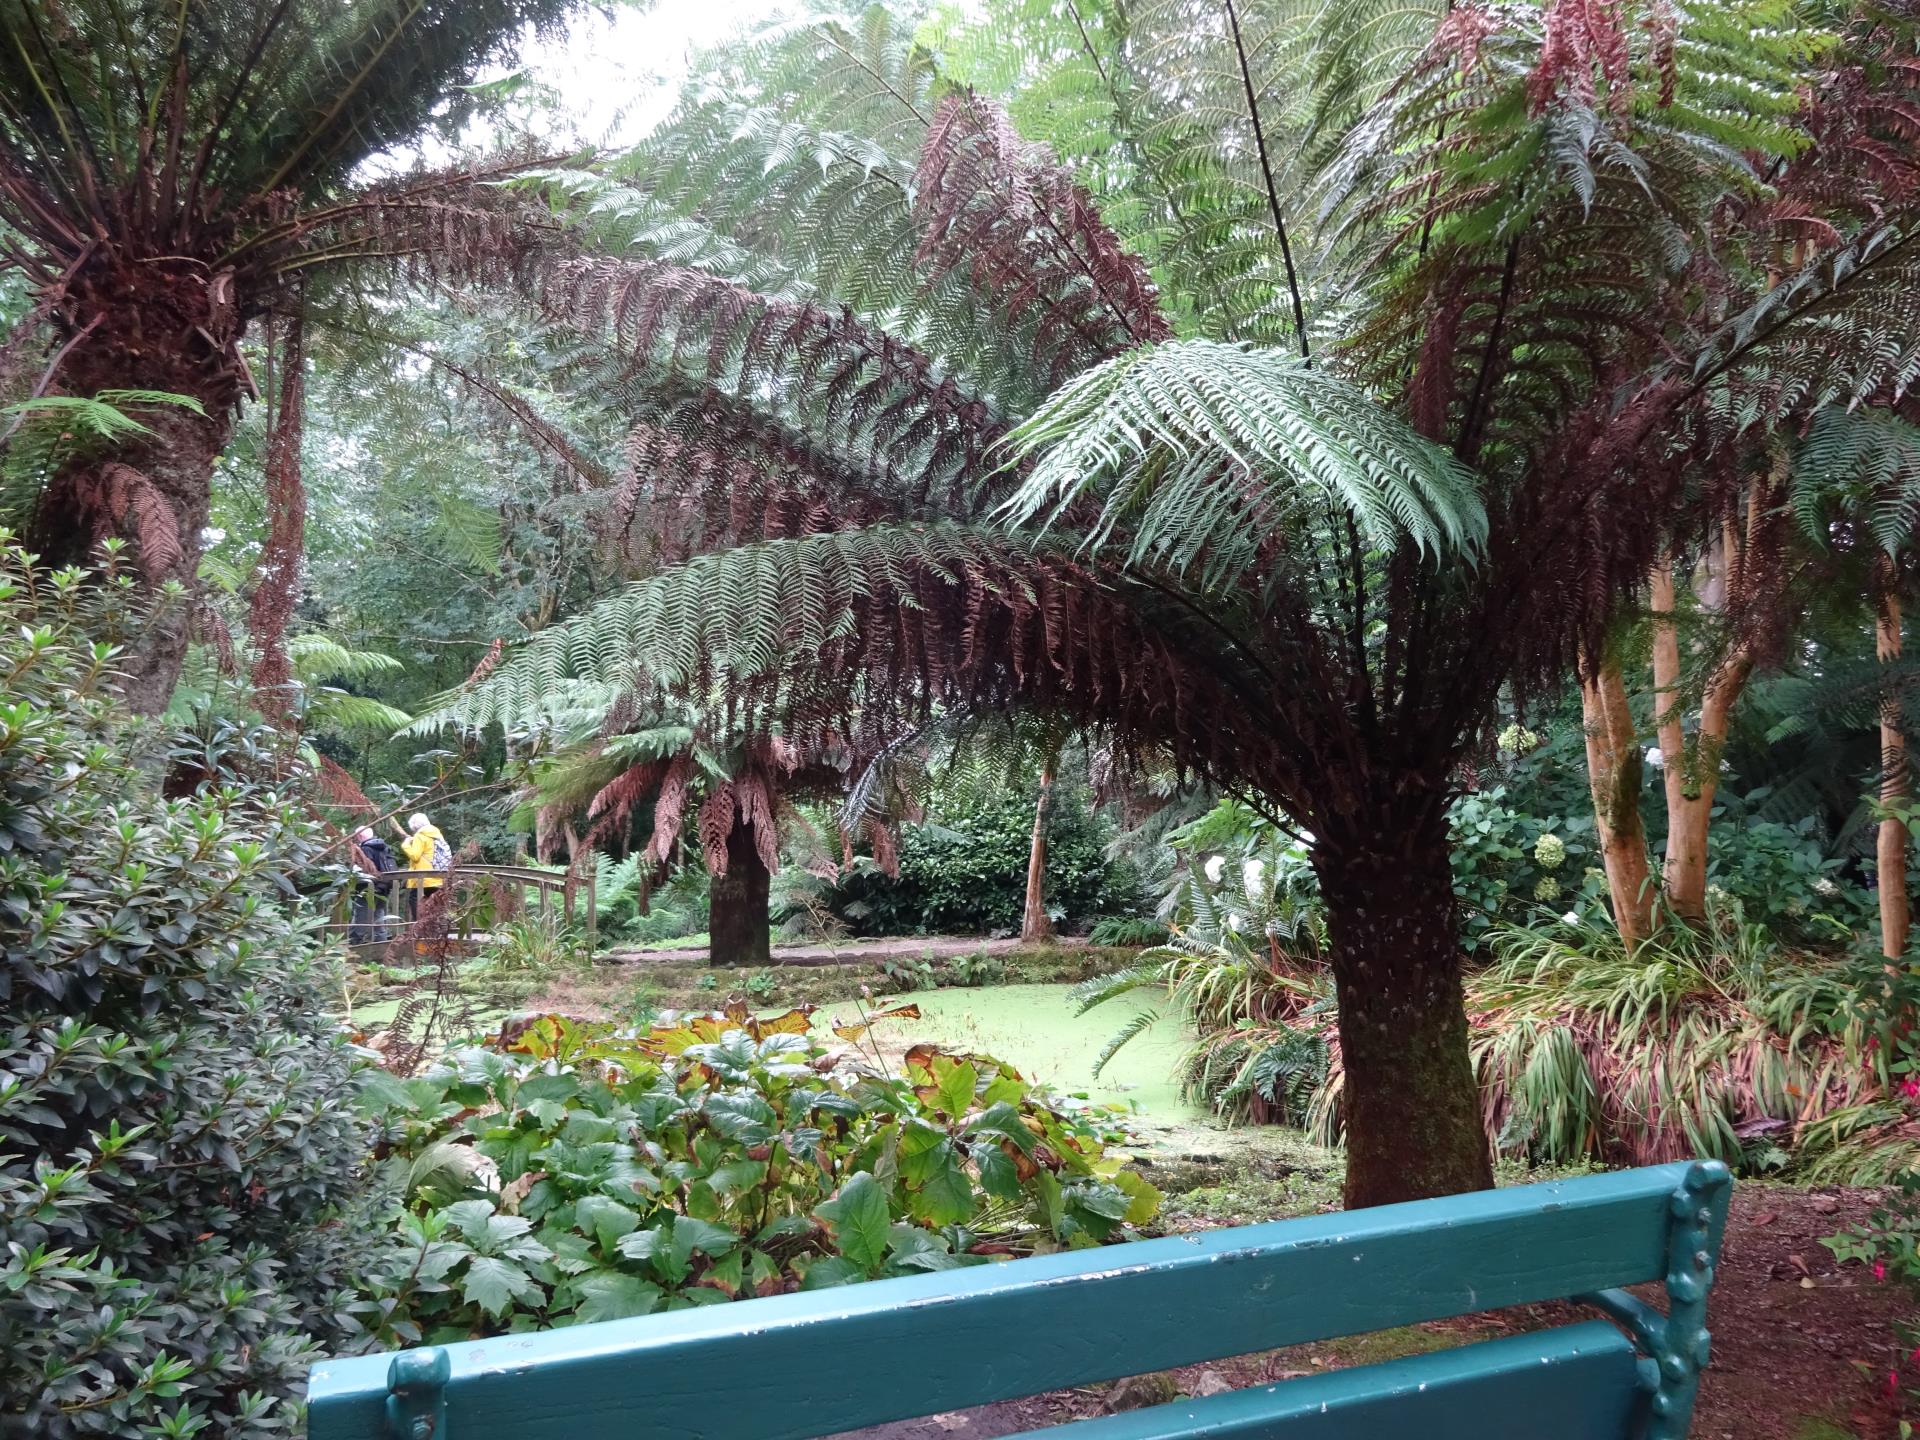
top-left (1901, 1076), bottom-right (1920, 1100)
top-left (1886, 1368), bottom-right (1901, 1398)
top-left (1874, 1260), bottom-right (1888, 1282)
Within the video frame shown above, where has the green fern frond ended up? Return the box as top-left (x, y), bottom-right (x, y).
top-left (1004, 339), bottom-right (1488, 573)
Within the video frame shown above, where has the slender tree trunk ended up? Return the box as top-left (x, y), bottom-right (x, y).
top-left (1315, 801), bottom-right (1493, 1209)
top-left (709, 816), bottom-right (772, 968)
top-left (1022, 762), bottom-right (1056, 943)
top-left (1579, 647), bottom-right (1654, 946)
top-left (1650, 556), bottom-right (1755, 923)
top-left (39, 254), bottom-right (248, 713)
top-left (1877, 559), bottom-right (1910, 960)
top-left (1649, 553), bottom-right (1688, 861)
top-left (248, 309), bottom-right (306, 720)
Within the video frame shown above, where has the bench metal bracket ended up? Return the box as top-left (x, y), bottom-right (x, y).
top-left (1578, 1158), bottom-right (1731, 1440)
top-left (384, 1346), bottom-right (450, 1440)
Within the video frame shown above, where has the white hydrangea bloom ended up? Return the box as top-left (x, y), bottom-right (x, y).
top-left (1645, 747), bottom-right (1664, 769)
top-left (1813, 877), bottom-right (1839, 897)
top-left (1204, 854), bottom-right (1226, 884)
top-left (1242, 857), bottom-right (1266, 901)
top-left (1533, 833), bottom-right (1566, 870)
top-left (1532, 875), bottom-right (1562, 902)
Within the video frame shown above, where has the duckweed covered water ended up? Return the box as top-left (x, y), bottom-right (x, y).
top-left (814, 982), bottom-right (1205, 1125)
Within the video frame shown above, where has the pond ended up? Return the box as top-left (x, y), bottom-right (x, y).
top-left (812, 982), bottom-right (1205, 1128)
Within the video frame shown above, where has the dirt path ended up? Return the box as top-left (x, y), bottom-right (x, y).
top-left (834, 1186), bottom-right (1910, 1440)
top-left (605, 936), bottom-right (1058, 967)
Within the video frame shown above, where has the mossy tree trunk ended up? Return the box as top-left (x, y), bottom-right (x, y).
top-left (709, 816), bottom-right (771, 967)
top-left (1314, 797), bottom-right (1493, 1210)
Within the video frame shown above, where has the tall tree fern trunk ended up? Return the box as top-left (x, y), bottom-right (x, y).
top-left (1315, 799), bottom-right (1492, 1209)
top-left (1579, 648), bottom-right (1654, 946)
top-left (1022, 762), bottom-right (1055, 944)
top-left (38, 253), bottom-right (248, 714)
top-left (709, 816), bottom-right (771, 968)
top-left (1877, 558), bottom-right (1910, 960)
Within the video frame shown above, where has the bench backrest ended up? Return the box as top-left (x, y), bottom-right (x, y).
top-left (307, 1160), bottom-right (1730, 1440)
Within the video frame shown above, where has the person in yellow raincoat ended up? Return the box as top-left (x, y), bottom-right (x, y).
top-left (393, 812), bottom-right (449, 921)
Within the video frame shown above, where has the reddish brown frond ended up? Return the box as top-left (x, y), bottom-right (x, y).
top-left (697, 782), bottom-right (737, 873)
top-left (914, 93), bottom-right (1169, 380)
top-left (648, 752), bottom-right (694, 863)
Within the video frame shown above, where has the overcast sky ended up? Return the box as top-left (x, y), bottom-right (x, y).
top-left (517, 0), bottom-right (775, 148)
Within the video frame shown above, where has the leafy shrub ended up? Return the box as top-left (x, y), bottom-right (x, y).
top-left (357, 1006), bottom-right (1159, 1340)
top-left (481, 908), bottom-right (585, 978)
top-left (1704, 815), bottom-right (1868, 944)
top-left (1078, 882), bottom-right (1333, 1129)
top-left (1088, 916), bottom-right (1171, 948)
top-left (598, 856), bottom-right (709, 944)
top-left (945, 950), bottom-right (1008, 987)
top-left (1473, 918), bottom-right (1869, 1171)
top-left (0, 545), bottom-right (381, 1437)
top-left (829, 784), bottom-right (1123, 935)
top-left (1824, 1173), bottom-right (1920, 1424)
top-left (877, 954), bottom-right (934, 993)
top-left (744, 969), bottom-right (779, 1001)
top-left (1447, 789), bottom-right (1597, 948)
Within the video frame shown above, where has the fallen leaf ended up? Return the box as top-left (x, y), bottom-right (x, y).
top-left (1752, 1211), bottom-right (1777, 1226)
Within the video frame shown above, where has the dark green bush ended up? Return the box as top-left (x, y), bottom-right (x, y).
top-left (0, 546), bottom-right (380, 1437)
top-left (829, 783), bottom-right (1128, 935)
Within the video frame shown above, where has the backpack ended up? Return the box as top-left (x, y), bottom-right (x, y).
top-left (429, 834), bottom-right (451, 871)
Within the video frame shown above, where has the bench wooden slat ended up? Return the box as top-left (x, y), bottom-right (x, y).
top-left (307, 1164), bottom-right (1701, 1440)
top-left (996, 1323), bottom-right (1642, 1440)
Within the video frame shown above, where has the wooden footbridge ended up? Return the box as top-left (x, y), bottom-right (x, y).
top-left (324, 863), bottom-right (598, 959)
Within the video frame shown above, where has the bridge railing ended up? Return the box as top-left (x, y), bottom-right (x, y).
top-left (326, 863), bottom-right (596, 952)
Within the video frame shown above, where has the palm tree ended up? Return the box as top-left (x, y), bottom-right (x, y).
top-left (442, 2), bottom-right (1920, 1207)
top-left (0, 0), bottom-right (577, 709)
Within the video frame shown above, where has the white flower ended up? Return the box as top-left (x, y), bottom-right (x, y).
top-left (1532, 875), bottom-right (1562, 903)
top-left (1562, 910), bottom-right (1582, 926)
top-left (1242, 857), bottom-right (1266, 898)
top-left (1204, 855), bottom-right (1226, 884)
top-left (1645, 747), bottom-right (1664, 769)
top-left (1814, 877), bottom-right (1839, 897)
top-left (1533, 833), bottom-right (1566, 870)
top-left (1497, 723), bottom-right (1542, 755)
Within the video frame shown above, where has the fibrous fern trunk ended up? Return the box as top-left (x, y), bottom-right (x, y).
top-left (709, 815), bottom-right (772, 968)
top-left (1877, 558), bottom-right (1909, 960)
top-left (39, 252), bottom-right (248, 713)
top-left (1022, 762), bottom-right (1055, 944)
top-left (1579, 647), bottom-right (1654, 947)
top-left (1315, 803), bottom-right (1493, 1209)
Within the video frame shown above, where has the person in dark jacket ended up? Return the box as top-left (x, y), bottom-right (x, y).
top-left (349, 825), bottom-right (397, 944)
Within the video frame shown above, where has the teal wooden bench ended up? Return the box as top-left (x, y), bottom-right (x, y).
top-left (308, 1160), bottom-right (1730, 1440)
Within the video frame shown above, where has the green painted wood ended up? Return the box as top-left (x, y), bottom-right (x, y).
top-left (307, 1163), bottom-right (1716, 1440)
top-left (1001, 1324), bottom-right (1643, 1440)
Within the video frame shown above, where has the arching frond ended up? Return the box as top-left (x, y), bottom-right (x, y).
top-left (1004, 339), bottom-right (1488, 576)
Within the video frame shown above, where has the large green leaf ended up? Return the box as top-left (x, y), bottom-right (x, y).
top-left (814, 1172), bottom-right (892, 1271)
top-left (460, 1256), bottom-right (543, 1318)
top-left (571, 1270), bottom-right (663, 1323)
